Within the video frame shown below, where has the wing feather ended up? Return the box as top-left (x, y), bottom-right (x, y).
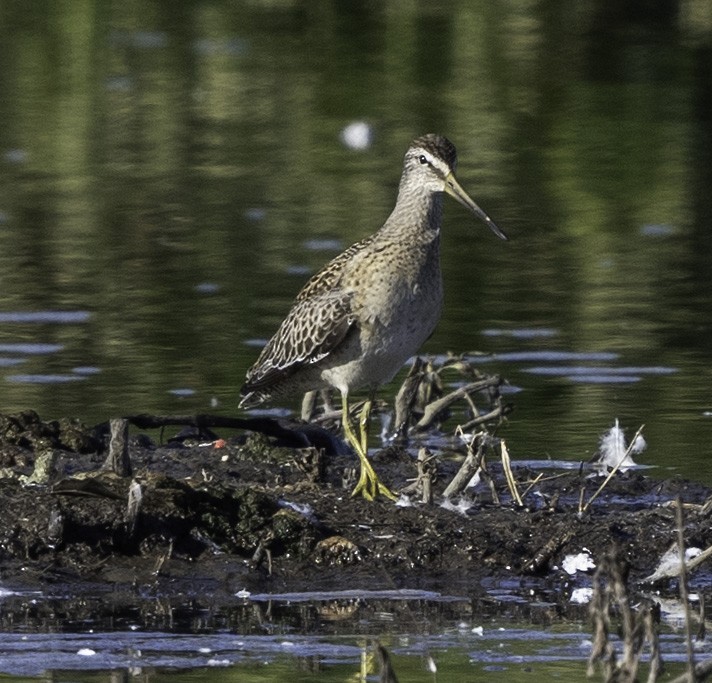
top-left (240, 233), bottom-right (375, 405)
top-left (296, 235), bottom-right (373, 302)
top-left (241, 290), bottom-right (355, 395)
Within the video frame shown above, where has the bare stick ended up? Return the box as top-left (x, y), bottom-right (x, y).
top-left (677, 497), bottom-right (697, 682)
top-left (399, 448), bottom-right (437, 503)
top-left (374, 640), bottom-right (400, 683)
top-left (126, 479), bottom-right (142, 537)
top-left (523, 526), bottom-right (575, 574)
top-left (459, 405), bottom-right (507, 432)
top-left (581, 424), bottom-right (645, 514)
top-left (519, 472), bottom-right (543, 499)
top-left (442, 430), bottom-right (485, 499)
top-left (645, 603), bottom-right (663, 683)
top-left (415, 377), bottom-right (501, 430)
top-left (393, 357), bottom-right (425, 436)
top-left (501, 440), bottom-right (522, 506)
top-left (301, 390), bottom-right (318, 422)
top-left (103, 418), bottom-right (131, 477)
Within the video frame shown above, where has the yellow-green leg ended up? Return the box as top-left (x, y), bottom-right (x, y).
top-left (358, 395), bottom-right (373, 455)
top-left (341, 393), bottom-right (396, 501)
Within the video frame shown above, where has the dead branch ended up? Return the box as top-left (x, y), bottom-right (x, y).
top-left (677, 498), bottom-right (697, 682)
top-left (523, 525), bottom-right (575, 574)
top-left (122, 413), bottom-right (337, 450)
top-left (102, 418), bottom-right (131, 476)
top-left (442, 431), bottom-right (487, 499)
top-left (459, 404), bottom-right (510, 432)
top-left (500, 440), bottom-right (522, 506)
top-left (588, 547), bottom-right (662, 682)
top-left (400, 447), bottom-right (437, 503)
top-left (393, 357), bottom-right (427, 437)
top-left (374, 640), bottom-right (400, 683)
top-left (415, 377), bottom-right (502, 430)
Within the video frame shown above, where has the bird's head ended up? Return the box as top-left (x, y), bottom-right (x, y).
top-left (404, 134), bottom-right (507, 240)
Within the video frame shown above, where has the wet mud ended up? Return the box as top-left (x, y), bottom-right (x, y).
top-left (1, 406), bottom-right (711, 631)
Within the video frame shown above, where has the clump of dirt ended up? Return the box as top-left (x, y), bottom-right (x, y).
top-left (0, 402), bottom-right (711, 629)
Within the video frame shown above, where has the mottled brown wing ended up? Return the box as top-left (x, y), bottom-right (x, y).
top-left (296, 234), bottom-right (374, 302)
top-left (241, 290), bottom-right (355, 395)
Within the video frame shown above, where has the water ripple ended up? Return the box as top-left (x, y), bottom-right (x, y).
top-left (0, 311), bottom-right (91, 324)
top-left (0, 343), bottom-right (64, 354)
top-left (6, 374), bottom-right (88, 384)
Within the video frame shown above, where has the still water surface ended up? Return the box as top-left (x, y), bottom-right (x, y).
top-left (0, 1), bottom-right (711, 676)
top-left (0, 586), bottom-right (703, 681)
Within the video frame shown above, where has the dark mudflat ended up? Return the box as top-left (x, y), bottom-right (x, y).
top-left (1, 408), bottom-right (711, 631)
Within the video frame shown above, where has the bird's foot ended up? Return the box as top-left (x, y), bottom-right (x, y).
top-left (351, 453), bottom-right (397, 502)
top-left (342, 396), bottom-right (396, 501)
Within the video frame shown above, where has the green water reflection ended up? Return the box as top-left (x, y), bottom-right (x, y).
top-left (0, 2), bottom-right (711, 484)
top-left (0, 630), bottom-right (694, 682)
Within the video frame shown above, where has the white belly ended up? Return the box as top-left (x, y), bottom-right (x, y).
top-left (320, 273), bottom-right (443, 394)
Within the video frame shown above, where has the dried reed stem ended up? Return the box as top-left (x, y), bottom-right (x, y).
top-left (581, 424), bottom-right (645, 514)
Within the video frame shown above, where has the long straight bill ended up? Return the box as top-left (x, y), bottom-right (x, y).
top-left (444, 172), bottom-right (508, 240)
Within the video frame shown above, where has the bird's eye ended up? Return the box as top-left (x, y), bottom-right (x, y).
top-left (418, 155), bottom-right (428, 165)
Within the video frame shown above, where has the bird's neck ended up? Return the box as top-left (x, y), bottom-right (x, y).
top-left (380, 187), bottom-right (444, 241)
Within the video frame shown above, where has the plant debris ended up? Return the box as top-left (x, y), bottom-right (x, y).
top-left (0, 358), bottom-right (711, 634)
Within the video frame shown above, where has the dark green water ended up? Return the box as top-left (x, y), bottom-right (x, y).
top-left (0, 2), bottom-right (711, 674)
top-left (1, 2), bottom-right (711, 474)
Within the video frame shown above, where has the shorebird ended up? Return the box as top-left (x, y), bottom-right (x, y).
top-left (239, 134), bottom-right (507, 500)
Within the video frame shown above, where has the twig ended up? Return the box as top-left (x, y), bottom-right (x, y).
top-left (374, 640), bottom-right (400, 683)
top-left (580, 424), bottom-right (645, 515)
top-left (459, 405), bottom-right (508, 432)
top-left (500, 440), bottom-right (522, 506)
top-left (415, 377), bottom-right (501, 430)
top-left (399, 447), bottom-right (437, 504)
top-left (697, 494), bottom-right (712, 518)
top-left (519, 472), bottom-right (543, 499)
top-left (392, 357), bottom-right (426, 437)
top-left (677, 497), bottom-right (697, 682)
top-left (126, 479), bottom-right (142, 538)
top-left (588, 548), bottom-right (662, 681)
top-left (102, 418), bottom-right (131, 477)
top-left (442, 429), bottom-right (486, 499)
top-left (521, 471), bottom-right (570, 486)
top-left (523, 525), bottom-right (575, 574)
top-left (645, 602), bottom-right (663, 683)
top-left (613, 555), bottom-right (637, 679)
top-left (300, 390), bottom-right (319, 422)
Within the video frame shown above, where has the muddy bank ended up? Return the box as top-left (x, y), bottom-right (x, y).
top-left (1, 406), bottom-right (711, 629)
